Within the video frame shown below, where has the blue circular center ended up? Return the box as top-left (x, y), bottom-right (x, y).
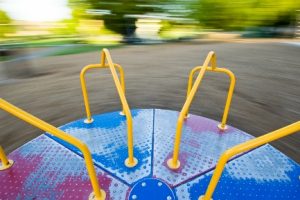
top-left (129, 178), bottom-right (176, 200)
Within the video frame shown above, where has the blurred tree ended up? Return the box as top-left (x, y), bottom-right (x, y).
top-left (192, 0), bottom-right (300, 30)
top-left (69, 0), bottom-right (161, 41)
top-left (50, 0), bottom-right (91, 36)
top-left (51, 19), bottom-right (78, 35)
top-left (0, 10), bottom-right (14, 38)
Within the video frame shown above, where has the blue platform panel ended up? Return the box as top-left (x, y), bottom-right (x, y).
top-left (47, 109), bottom-right (154, 185)
top-left (153, 109), bottom-right (253, 186)
top-left (0, 135), bottom-right (129, 200)
top-left (175, 144), bottom-right (300, 200)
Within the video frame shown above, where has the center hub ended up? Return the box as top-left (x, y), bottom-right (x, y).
top-left (128, 178), bottom-right (176, 200)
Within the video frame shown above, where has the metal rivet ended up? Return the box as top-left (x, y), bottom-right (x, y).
top-left (141, 182), bottom-right (146, 187)
top-left (132, 195), bottom-right (137, 199)
top-left (167, 196), bottom-right (172, 200)
top-left (158, 182), bottom-right (163, 187)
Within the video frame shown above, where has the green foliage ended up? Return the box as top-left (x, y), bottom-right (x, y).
top-left (192, 0), bottom-right (300, 30)
top-left (68, 0), bottom-right (300, 37)
top-left (0, 10), bottom-right (14, 37)
top-left (69, 0), bottom-right (161, 37)
top-left (51, 19), bottom-right (79, 35)
top-left (69, 0), bottom-right (91, 20)
top-left (50, 44), bottom-right (122, 56)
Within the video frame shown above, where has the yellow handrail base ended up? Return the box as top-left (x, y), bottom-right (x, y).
top-left (84, 118), bottom-right (94, 124)
top-left (167, 158), bottom-right (181, 170)
top-left (125, 157), bottom-right (139, 168)
top-left (217, 123), bottom-right (228, 131)
top-left (200, 121), bottom-right (300, 200)
top-left (89, 190), bottom-right (106, 200)
top-left (0, 160), bottom-right (14, 171)
top-left (80, 48), bottom-right (137, 168)
top-left (0, 98), bottom-right (106, 200)
top-left (0, 146), bottom-right (14, 171)
top-left (198, 195), bottom-right (212, 200)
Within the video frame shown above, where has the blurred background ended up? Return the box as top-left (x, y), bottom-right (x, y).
top-left (0, 0), bottom-right (299, 162)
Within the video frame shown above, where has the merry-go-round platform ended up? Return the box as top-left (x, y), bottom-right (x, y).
top-left (0, 49), bottom-right (299, 200)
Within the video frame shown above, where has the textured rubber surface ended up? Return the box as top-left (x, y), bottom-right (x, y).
top-left (1, 109), bottom-right (299, 199)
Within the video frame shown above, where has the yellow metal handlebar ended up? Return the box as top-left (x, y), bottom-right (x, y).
top-left (80, 48), bottom-right (137, 168)
top-left (186, 66), bottom-right (236, 130)
top-left (200, 121), bottom-right (300, 200)
top-left (0, 98), bottom-right (106, 200)
top-left (167, 51), bottom-right (235, 169)
top-left (80, 63), bottom-right (126, 123)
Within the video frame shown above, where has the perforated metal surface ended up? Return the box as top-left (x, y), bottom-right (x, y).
top-left (1, 109), bottom-right (300, 200)
top-left (153, 109), bottom-right (253, 186)
top-left (175, 144), bottom-right (300, 200)
top-left (47, 109), bottom-right (153, 185)
top-left (0, 135), bottom-right (129, 200)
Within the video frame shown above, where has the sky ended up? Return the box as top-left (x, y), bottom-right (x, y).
top-left (0, 0), bottom-right (71, 22)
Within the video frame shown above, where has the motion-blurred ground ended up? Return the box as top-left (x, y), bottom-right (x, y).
top-left (0, 40), bottom-right (299, 163)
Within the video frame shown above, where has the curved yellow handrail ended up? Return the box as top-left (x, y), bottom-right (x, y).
top-left (80, 63), bottom-right (125, 123)
top-left (80, 48), bottom-right (137, 168)
top-left (167, 51), bottom-right (235, 169)
top-left (186, 66), bottom-right (236, 130)
top-left (0, 98), bottom-right (106, 200)
top-left (200, 121), bottom-right (300, 200)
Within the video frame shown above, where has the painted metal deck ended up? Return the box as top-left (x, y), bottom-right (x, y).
top-left (1, 109), bottom-right (299, 200)
top-left (0, 135), bottom-right (129, 200)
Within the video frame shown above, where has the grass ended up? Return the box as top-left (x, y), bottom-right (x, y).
top-left (49, 44), bottom-right (123, 56)
top-left (0, 43), bottom-right (123, 62)
top-left (0, 56), bottom-right (11, 62)
top-left (1, 37), bottom-right (83, 50)
top-left (21, 38), bottom-right (82, 47)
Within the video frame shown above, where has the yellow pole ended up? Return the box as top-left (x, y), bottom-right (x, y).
top-left (184, 67), bottom-right (202, 119)
top-left (167, 51), bottom-right (215, 169)
top-left (185, 66), bottom-right (236, 130)
top-left (0, 145), bottom-right (13, 170)
top-left (200, 121), bottom-right (300, 200)
top-left (80, 63), bottom-right (126, 123)
top-left (218, 69), bottom-right (235, 130)
top-left (102, 49), bottom-right (137, 167)
top-left (115, 63), bottom-right (126, 115)
top-left (80, 66), bottom-right (94, 124)
top-left (0, 146), bottom-right (9, 166)
top-left (0, 98), bottom-right (106, 200)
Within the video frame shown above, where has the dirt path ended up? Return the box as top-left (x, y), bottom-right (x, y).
top-left (1, 41), bottom-right (299, 162)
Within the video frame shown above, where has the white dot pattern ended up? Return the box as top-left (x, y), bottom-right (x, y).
top-left (153, 109), bottom-right (253, 186)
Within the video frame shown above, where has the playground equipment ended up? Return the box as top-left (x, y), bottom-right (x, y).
top-left (0, 49), bottom-right (299, 200)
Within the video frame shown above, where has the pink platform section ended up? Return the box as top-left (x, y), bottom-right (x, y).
top-left (0, 135), bottom-right (129, 200)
